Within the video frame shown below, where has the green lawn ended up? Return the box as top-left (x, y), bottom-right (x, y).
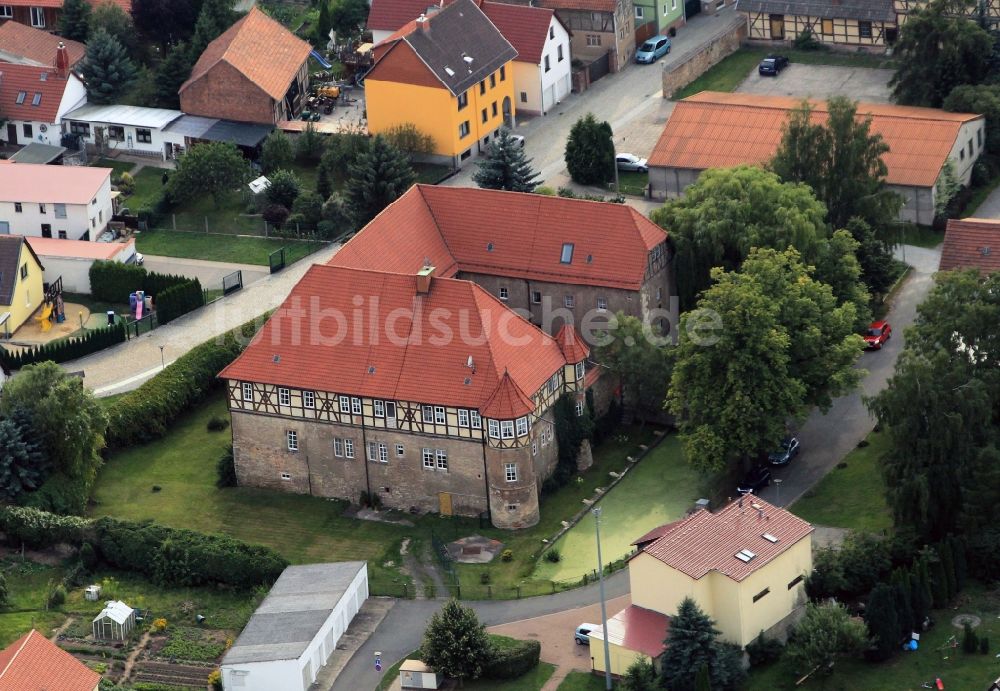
top-left (136, 230), bottom-right (325, 265)
top-left (556, 671), bottom-right (607, 690)
top-left (672, 48), bottom-right (896, 100)
top-left (414, 162), bottom-right (452, 184)
top-left (790, 430), bottom-right (892, 533)
top-left (92, 157), bottom-right (135, 178)
top-left (896, 224), bottom-right (944, 249)
top-left (464, 662), bottom-right (556, 690)
top-left (533, 435), bottom-right (702, 582)
top-left (747, 583), bottom-right (1000, 690)
top-left (127, 166), bottom-right (170, 211)
top-left (618, 171), bottom-right (649, 197)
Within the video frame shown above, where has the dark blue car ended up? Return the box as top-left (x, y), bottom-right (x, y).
top-left (759, 55), bottom-right (789, 76)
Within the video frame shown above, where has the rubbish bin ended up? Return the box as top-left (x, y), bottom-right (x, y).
top-left (106, 310), bottom-right (115, 326)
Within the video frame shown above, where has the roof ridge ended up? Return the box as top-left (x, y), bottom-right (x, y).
top-left (417, 185), bottom-right (462, 267)
top-left (0, 630), bottom-right (32, 679)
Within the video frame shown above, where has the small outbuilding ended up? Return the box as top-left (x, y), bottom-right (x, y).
top-left (221, 562), bottom-right (368, 691)
top-left (92, 600), bottom-right (135, 640)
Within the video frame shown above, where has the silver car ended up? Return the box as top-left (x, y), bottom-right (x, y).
top-left (616, 153), bottom-right (648, 173)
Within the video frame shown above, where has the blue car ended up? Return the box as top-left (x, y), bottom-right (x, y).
top-left (635, 35), bottom-right (670, 64)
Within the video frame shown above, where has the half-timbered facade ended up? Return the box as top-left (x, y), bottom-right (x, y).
top-left (220, 264), bottom-right (594, 529)
top-left (538, 0), bottom-right (636, 73)
top-left (895, 0), bottom-right (1000, 27)
top-left (741, 0), bottom-right (898, 47)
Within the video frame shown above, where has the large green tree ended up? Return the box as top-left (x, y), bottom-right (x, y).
top-left (771, 98), bottom-right (901, 233)
top-left (59, 0), bottom-right (92, 41)
top-left (132, 0), bottom-right (201, 52)
top-left (154, 42), bottom-right (194, 109)
top-left (346, 135), bottom-right (415, 225)
top-left (188, 0), bottom-right (237, 63)
top-left (668, 248), bottom-right (862, 472)
top-left (80, 28), bottom-right (137, 105)
top-left (867, 269), bottom-right (1000, 541)
top-left (659, 598), bottom-right (745, 691)
top-left (90, 1), bottom-right (139, 59)
top-left (865, 583), bottom-right (901, 661)
top-left (473, 129), bottom-right (541, 192)
top-left (595, 313), bottom-right (672, 422)
top-left (650, 166), bottom-right (828, 312)
top-left (329, 0), bottom-right (370, 40)
top-left (260, 131), bottom-right (295, 175)
top-left (786, 602), bottom-right (868, 677)
top-left (943, 83), bottom-right (1000, 156)
top-left (565, 113), bottom-right (615, 185)
top-left (0, 414), bottom-right (45, 501)
top-left (890, 0), bottom-right (993, 107)
top-left (315, 0), bottom-right (333, 46)
top-left (421, 600), bottom-right (491, 682)
top-left (166, 141), bottom-right (250, 207)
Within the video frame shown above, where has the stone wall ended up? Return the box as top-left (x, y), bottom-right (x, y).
top-left (661, 19), bottom-right (747, 99)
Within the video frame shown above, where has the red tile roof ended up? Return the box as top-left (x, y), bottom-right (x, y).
top-left (940, 218), bottom-right (1000, 273)
top-left (368, 0), bottom-right (447, 31)
top-left (0, 63), bottom-right (73, 124)
top-left (180, 7), bottom-right (311, 101)
top-left (630, 519), bottom-right (684, 547)
top-left (588, 606), bottom-right (670, 659)
top-left (480, 369), bottom-right (536, 418)
top-left (0, 163), bottom-right (110, 205)
top-left (0, 629), bottom-right (100, 691)
top-left (0, 23), bottom-right (85, 67)
top-left (219, 265), bottom-right (567, 415)
top-left (330, 185), bottom-right (667, 291)
top-left (2, 0), bottom-right (130, 9)
top-left (638, 496), bottom-right (813, 582)
top-left (536, 0), bottom-right (618, 13)
top-left (649, 91), bottom-right (984, 188)
top-left (555, 324), bottom-right (589, 363)
top-left (480, 1), bottom-right (556, 65)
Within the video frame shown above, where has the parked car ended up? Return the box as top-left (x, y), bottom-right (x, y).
top-left (758, 54), bottom-right (789, 76)
top-left (768, 437), bottom-right (800, 466)
top-left (134, 252), bottom-right (144, 266)
top-left (616, 153), bottom-right (648, 173)
top-left (575, 623), bottom-right (598, 644)
top-left (509, 133), bottom-right (525, 148)
top-left (635, 35), bottom-right (671, 64)
top-left (864, 320), bottom-right (892, 349)
top-left (737, 466), bottom-right (772, 495)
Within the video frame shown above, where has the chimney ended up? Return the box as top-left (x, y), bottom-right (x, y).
top-left (416, 13), bottom-right (430, 32)
top-left (416, 265), bottom-right (435, 294)
top-left (55, 41), bottom-right (68, 78)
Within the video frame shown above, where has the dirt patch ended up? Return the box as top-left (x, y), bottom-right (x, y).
top-left (446, 535), bottom-right (504, 564)
top-left (1, 544), bottom-right (75, 566)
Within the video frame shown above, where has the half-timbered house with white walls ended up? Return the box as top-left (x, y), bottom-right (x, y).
top-left (740, 0), bottom-right (898, 48)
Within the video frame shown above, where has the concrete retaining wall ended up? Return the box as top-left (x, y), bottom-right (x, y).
top-left (662, 19), bottom-right (746, 99)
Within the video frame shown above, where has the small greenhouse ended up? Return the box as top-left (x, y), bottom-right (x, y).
top-left (92, 600), bottom-right (135, 640)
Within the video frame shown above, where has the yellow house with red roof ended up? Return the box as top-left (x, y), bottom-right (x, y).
top-left (365, 0), bottom-right (518, 167)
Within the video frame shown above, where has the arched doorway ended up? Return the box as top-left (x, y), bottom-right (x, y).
top-left (502, 96), bottom-right (513, 129)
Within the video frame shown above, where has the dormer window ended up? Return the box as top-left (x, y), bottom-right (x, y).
top-left (560, 243), bottom-right (574, 264)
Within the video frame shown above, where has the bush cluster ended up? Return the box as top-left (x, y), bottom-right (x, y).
top-left (156, 279), bottom-right (205, 325)
top-left (0, 323), bottom-right (126, 370)
top-left (89, 261), bottom-right (203, 325)
top-left (480, 637), bottom-right (541, 680)
top-left (0, 506), bottom-right (89, 548)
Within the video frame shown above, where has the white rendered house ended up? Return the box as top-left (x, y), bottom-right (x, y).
top-left (0, 163), bottom-right (114, 241)
top-left (0, 51), bottom-right (87, 147)
top-left (62, 104), bottom-right (188, 161)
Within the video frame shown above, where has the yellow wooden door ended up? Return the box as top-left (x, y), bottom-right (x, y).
top-left (438, 492), bottom-right (453, 516)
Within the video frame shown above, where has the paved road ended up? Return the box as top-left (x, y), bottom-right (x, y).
top-left (331, 570), bottom-right (629, 691)
top-left (757, 244), bottom-right (941, 508)
top-left (141, 255), bottom-right (269, 291)
top-left (973, 180), bottom-right (1000, 218)
top-left (63, 243), bottom-right (341, 396)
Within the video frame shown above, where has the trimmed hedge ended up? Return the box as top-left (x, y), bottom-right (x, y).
top-left (0, 323), bottom-right (126, 370)
top-left (93, 516), bottom-right (288, 589)
top-left (104, 316), bottom-right (262, 448)
top-left (481, 636), bottom-right (541, 680)
top-left (0, 506), bottom-right (89, 548)
top-left (90, 261), bottom-right (147, 303)
top-left (156, 278), bottom-right (204, 325)
top-left (89, 261), bottom-right (204, 325)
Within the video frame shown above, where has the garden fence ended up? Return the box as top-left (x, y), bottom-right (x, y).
top-left (149, 213), bottom-right (320, 240)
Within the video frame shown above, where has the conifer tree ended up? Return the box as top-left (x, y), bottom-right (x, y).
top-left (80, 29), bottom-right (137, 104)
top-left (154, 42), bottom-right (193, 109)
top-left (60, 0), bottom-right (92, 42)
top-left (473, 129), bottom-right (541, 192)
top-left (346, 135), bottom-right (415, 225)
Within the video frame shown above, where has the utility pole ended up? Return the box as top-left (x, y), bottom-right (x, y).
top-left (594, 507), bottom-right (613, 690)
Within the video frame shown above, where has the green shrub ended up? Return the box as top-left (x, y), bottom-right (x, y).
top-left (0, 505), bottom-right (89, 548)
top-left (0, 323), bottom-right (127, 370)
top-left (216, 446), bottom-right (236, 488)
top-left (481, 636), bottom-right (540, 680)
top-left (89, 261), bottom-right (147, 302)
top-left (104, 317), bottom-right (260, 448)
top-left (207, 416), bottom-right (229, 432)
top-left (155, 278), bottom-right (204, 325)
top-left (746, 631), bottom-right (783, 667)
top-left (79, 541), bottom-right (98, 569)
top-left (48, 583), bottom-right (66, 607)
top-left (480, 572), bottom-right (490, 585)
top-left (117, 172), bottom-right (135, 196)
top-left (544, 548), bottom-right (561, 563)
top-left (501, 549), bottom-right (513, 562)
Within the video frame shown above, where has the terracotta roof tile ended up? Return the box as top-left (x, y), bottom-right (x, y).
top-left (649, 91), bottom-right (983, 188)
top-left (180, 7), bottom-right (311, 101)
top-left (368, 0), bottom-right (450, 32)
top-left (480, 1), bottom-right (555, 65)
top-left (639, 496), bottom-right (813, 582)
top-left (480, 369), bottom-right (535, 418)
top-left (536, 0), bottom-right (618, 14)
top-left (219, 265), bottom-right (567, 413)
top-left (0, 23), bottom-right (85, 67)
top-left (940, 218), bottom-right (1000, 273)
top-left (0, 62), bottom-right (73, 123)
top-left (0, 163), bottom-right (110, 205)
top-left (555, 324), bottom-right (589, 363)
top-left (630, 518), bottom-right (684, 547)
top-left (331, 185), bottom-right (667, 291)
top-left (0, 629), bottom-right (100, 691)
top-left (588, 605), bottom-right (670, 659)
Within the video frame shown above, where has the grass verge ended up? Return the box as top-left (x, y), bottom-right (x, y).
top-left (92, 158), bottom-right (135, 178)
top-left (556, 671), bottom-right (607, 690)
top-left (966, 172), bottom-right (1000, 216)
top-left (135, 230), bottom-right (325, 265)
top-left (897, 224), bottom-right (944, 249)
top-left (790, 430), bottom-right (892, 533)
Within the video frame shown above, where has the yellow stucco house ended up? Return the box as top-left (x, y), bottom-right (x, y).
top-left (365, 0), bottom-right (518, 168)
top-left (0, 236), bottom-right (44, 338)
top-left (590, 496), bottom-right (813, 676)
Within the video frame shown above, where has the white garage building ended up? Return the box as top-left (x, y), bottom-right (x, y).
top-left (221, 562), bottom-right (368, 691)
top-left (27, 237), bottom-right (137, 294)
top-left (62, 104), bottom-right (187, 161)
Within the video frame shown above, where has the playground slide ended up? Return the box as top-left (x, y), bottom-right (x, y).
top-left (135, 300), bottom-right (143, 319)
top-left (34, 304), bottom-right (53, 333)
top-left (310, 49), bottom-right (333, 70)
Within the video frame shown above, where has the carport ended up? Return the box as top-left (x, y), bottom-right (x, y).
top-left (163, 115), bottom-right (273, 158)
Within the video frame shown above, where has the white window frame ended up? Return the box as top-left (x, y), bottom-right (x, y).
top-left (286, 430), bottom-right (298, 451)
top-left (532, 441), bottom-right (538, 456)
top-left (541, 429), bottom-right (549, 446)
top-left (334, 438), bottom-right (344, 457)
top-left (515, 416), bottom-right (529, 437)
top-left (344, 439), bottom-right (355, 458)
top-left (434, 406), bottom-right (446, 424)
top-left (30, 6), bottom-right (44, 27)
top-left (501, 420), bottom-right (515, 439)
top-left (488, 419), bottom-right (501, 439)
top-left (565, 295), bottom-right (575, 308)
top-left (379, 443), bottom-right (388, 463)
top-left (422, 405), bottom-right (434, 423)
top-left (634, 5), bottom-right (643, 18)
top-left (499, 286), bottom-right (509, 300)
top-left (597, 297), bottom-right (607, 311)
top-left (278, 387), bottom-right (290, 406)
top-left (373, 399), bottom-right (385, 418)
top-left (576, 400), bottom-right (585, 416)
top-left (436, 449), bottom-right (448, 470)
top-left (351, 397), bottom-right (362, 414)
top-left (242, 382), bottom-right (253, 401)
top-left (339, 395), bottom-right (350, 413)
top-left (303, 391), bottom-right (315, 409)
top-left (471, 411), bottom-right (482, 429)
top-left (281, 472), bottom-right (292, 481)
top-left (458, 409), bottom-right (470, 427)
top-left (423, 448), bottom-right (435, 469)
top-left (575, 362), bottom-right (585, 380)
top-left (0, 6), bottom-right (12, 18)
top-left (531, 291), bottom-right (542, 304)
top-left (505, 463), bottom-right (518, 482)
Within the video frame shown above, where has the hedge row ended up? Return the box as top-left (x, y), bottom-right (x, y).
top-left (0, 323), bottom-right (126, 370)
top-left (156, 278), bottom-right (204, 325)
top-left (94, 516), bottom-right (288, 589)
top-left (0, 506), bottom-right (287, 589)
top-left (104, 316), bottom-right (262, 448)
top-left (482, 637), bottom-right (541, 680)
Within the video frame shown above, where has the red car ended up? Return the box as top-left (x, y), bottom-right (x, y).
top-left (864, 321), bottom-right (892, 349)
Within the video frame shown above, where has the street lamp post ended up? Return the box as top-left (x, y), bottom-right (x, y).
top-left (159, 345), bottom-right (165, 370)
top-left (774, 478), bottom-right (783, 506)
top-left (593, 507), bottom-right (612, 690)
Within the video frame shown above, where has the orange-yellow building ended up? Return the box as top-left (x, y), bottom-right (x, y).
top-left (365, 0), bottom-right (518, 168)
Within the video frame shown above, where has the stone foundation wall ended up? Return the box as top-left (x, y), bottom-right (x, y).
top-left (662, 19), bottom-right (746, 99)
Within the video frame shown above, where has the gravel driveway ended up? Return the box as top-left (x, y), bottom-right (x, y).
top-left (737, 63), bottom-right (894, 103)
